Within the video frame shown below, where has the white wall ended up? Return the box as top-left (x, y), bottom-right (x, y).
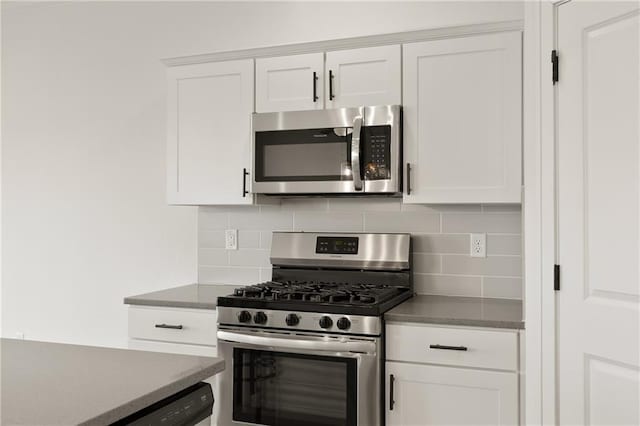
top-left (1, 1), bottom-right (523, 348)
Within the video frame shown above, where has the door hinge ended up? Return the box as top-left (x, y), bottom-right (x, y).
top-left (554, 264), bottom-right (560, 291)
top-left (551, 50), bottom-right (559, 84)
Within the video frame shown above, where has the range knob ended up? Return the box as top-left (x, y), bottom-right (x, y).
top-left (285, 313), bottom-right (300, 327)
top-left (319, 316), bottom-right (333, 329)
top-left (336, 317), bottom-right (351, 330)
top-left (254, 311), bottom-right (268, 325)
top-left (238, 311), bottom-right (252, 323)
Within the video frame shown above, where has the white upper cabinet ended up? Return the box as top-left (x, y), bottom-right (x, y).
top-left (166, 59), bottom-right (254, 205)
top-left (325, 45), bottom-right (401, 108)
top-left (256, 53), bottom-right (324, 113)
top-left (403, 32), bottom-right (522, 204)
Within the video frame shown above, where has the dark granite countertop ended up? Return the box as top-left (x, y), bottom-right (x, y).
top-left (385, 295), bottom-right (524, 329)
top-left (0, 338), bottom-right (225, 425)
top-left (124, 284), bottom-right (239, 310)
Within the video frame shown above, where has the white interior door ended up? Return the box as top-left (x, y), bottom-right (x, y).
top-left (557, 2), bottom-right (640, 425)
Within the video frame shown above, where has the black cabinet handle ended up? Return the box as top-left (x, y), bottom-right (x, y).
top-left (329, 69), bottom-right (335, 100)
top-left (312, 71), bottom-right (318, 102)
top-left (242, 168), bottom-right (249, 197)
top-left (406, 163), bottom-right (412, 195)
top-left (155, 324), bottom-right (183, 330)
top-left (389, 374), bottom-right (395, 411)
top-left (429, 344), bottom-right (468, 351)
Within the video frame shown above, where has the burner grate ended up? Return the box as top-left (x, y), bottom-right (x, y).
top-left (231, 280), bottom-right (404, 306)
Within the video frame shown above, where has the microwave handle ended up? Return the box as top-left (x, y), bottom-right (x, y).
top-left (351, 116), bottom-right (363, 191)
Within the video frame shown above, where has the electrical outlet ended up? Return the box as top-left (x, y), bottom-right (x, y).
top-left (225, 229), bottom-right (238, 250)
top-left (470, 233), bottom-right (486, 258)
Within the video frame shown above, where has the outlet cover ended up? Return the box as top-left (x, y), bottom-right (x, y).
top-left (470, 233), bottom-right (486, 258)
top-left (225, 229), bottom-right (238, 250)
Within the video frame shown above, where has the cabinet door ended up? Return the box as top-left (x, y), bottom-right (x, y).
top-left (325, 45), bottom-right (401, 108)
top-left (255, 53), bottom-right (324, 112)
top-left (403, 32), bottom-right (522, 204)
top-left (386, 362), bottom-right (518, 426)
top-left (167, 59), bottom-right (254, 205)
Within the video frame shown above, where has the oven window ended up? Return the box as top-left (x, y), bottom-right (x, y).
top-left (255, 128), bottom-right (353, 182)
top-left (233, 348), bottom-right (357, 426)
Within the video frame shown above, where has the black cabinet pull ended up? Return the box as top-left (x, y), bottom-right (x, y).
top-left (155, 324), bottom-right (183, 330)
top-left (429, 344), bottom-right (468, 351)
top-left (329, 69), bottom-right (335, 100)
top-left (312, 71), bottom-right (318, 102)
top-left (242, 168), bottom-right (249, 197)
top-left (389, 374), bottom-right (395, 411)
top-left (406, 163), bottom-right (412, 195)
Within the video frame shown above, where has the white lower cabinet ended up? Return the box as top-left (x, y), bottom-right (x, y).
top-left (386, 362), bottom-right (518, 426)
top-left (127, 306), bottom-right (219, 425)
top-left (386, 323), bottom-right (520, 426)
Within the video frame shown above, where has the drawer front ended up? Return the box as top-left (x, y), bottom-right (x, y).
top-left (128, 306), bottom-right (217, 346)
top-left (386, 323), bottom-right (518, 371)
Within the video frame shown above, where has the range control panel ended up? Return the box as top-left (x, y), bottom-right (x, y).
top-left (316, 236), bottom-right (359, 254)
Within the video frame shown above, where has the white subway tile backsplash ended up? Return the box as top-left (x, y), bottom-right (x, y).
top-left (412, 234), bottom-right (469, 254)
top-left (442, 213), bottom-right (521, 234)
top-left (238, 231), bottom-right (261, 249)
top-left (442, 255), bottom-right (522, 277)
top-left (413, 254), bottom-right (441, 273)
top-left (259, 267), bottom-right (273, 282)
top-left (364, 211), bottom-right (440, 233)
top-left (329, 198), bottom-right (402, 212)
top-left (487, 235), bottom-right (522, 255)
top-left (199, 230), bottom-right (225, 249)
top-left (294, 212), bottom-right (363, 232)
top-left (198, 199), bottom-right (523, 299)
top-left (229, 249), bottom-right (271, 267)
top-left (281, 198), bottom-right (329, 212)
top-left (229, 210), bottom-right (293, 231)
top-left (414, 274), bottom-right (482, 297)
top-left (260, 231), bottom-right (273, 249)
top-left (400, 203), bottom-right (482, 213)
top-left (482, 277), bottom-right (523, 299)
top-left (198, 248), bottom-right (228, 266)
top-left (198, 209), bottom-right (228, 230)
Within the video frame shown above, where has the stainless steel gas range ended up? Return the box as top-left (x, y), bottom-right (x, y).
top-left (216, 232), bottom-right (413, 426)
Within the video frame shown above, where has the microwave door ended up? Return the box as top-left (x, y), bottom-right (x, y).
top-left (252, 107), bottom-right (366, 194)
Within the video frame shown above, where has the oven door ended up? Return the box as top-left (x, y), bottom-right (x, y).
top-left (252, 107), bottom-right (365, 194)
top-left (216, 329), bottom-right (380, 426)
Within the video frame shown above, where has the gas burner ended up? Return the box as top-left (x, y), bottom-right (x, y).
top-left (228, 280), bottom-right (405, 307)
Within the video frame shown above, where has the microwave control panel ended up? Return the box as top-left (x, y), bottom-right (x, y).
top-left (363, 125), bottom-right (391, 180)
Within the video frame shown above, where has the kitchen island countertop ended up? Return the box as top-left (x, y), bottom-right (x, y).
top-left (1, 338), bottom-right (225, 425)
top-left (124, 283), bottom-right (238, 310)
top-left (385, 294), bottom-right (524, 329)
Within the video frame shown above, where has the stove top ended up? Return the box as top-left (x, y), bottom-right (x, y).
top-left (232, 280), bottom-right (404, 305)
top-left (218, 280), bottom-right (412, 316)
top-left (217, 232), bottom-right (413, 316)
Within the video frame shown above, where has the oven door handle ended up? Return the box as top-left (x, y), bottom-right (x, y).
top-left (217, 330), bottom-right (375, 354)
top-left (351, 115), bottom-right (363, 191)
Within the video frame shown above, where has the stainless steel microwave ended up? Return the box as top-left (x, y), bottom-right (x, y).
top-left (252, 105), bottom-right (401, 195)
